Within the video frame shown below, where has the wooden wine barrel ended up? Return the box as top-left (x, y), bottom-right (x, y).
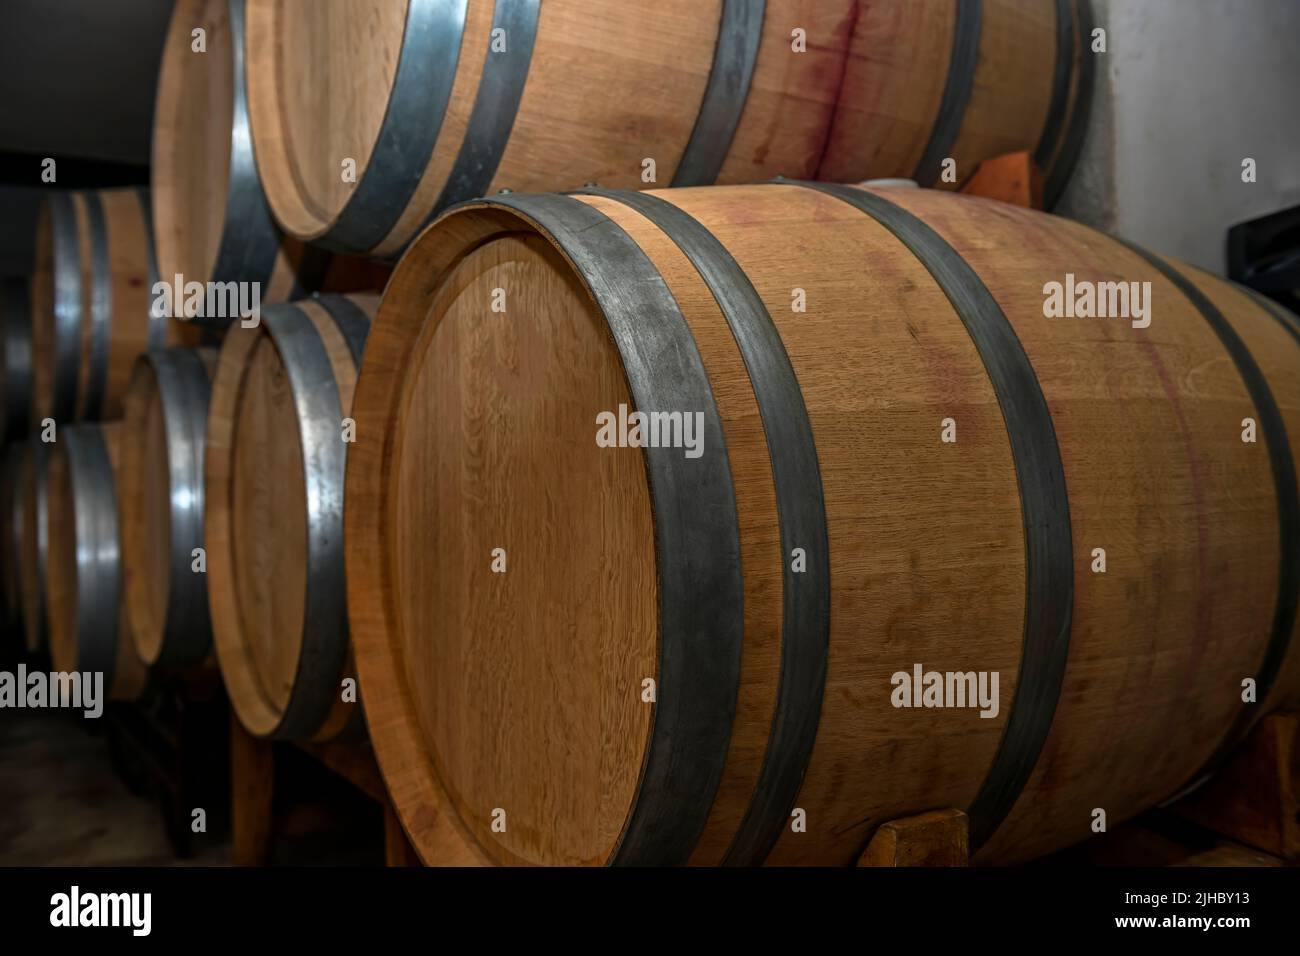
top-left (819, 0), bottom-right (1094, 207)
top-left (120, 347), bottom-right (218, 669)
top-left (45, 422), bottom-right (148, 700)
top-left (346, 184), bottom-right (1300, 867)
top-left (2, 276), bottom-right (33, 442)
top-left (30, 188), bottom-right (196, 423)
top-left (17, 438), bottom-right (50, 653)
top-left (207, 292), bottom-right (377, 740)
top-left (152, 0), bottom-right (336, 319)
top-left (244, 0), bottom-right (1088, 258)
top-left (0, 446), bottom-right (25, 628)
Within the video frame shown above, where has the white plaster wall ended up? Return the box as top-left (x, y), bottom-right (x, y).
top-left (1056, 0), bottom-right (1300, 273)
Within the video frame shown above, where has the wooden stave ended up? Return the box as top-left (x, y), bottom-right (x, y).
top-left (119, 347), bottom-right (217, 670)
top-left (245, 0), bottom-right (1082, 257)
top-left (1, 277), bottom-right (33, 443)
top-left (786, 180), bottom-right (1074, 852)
top-left (44, 422), bottom-right (148, 700)
top-left (346, 184), bottom-right (1300, 867)
top-left (878, 187), bottom-right (1296, 864)
top-left (207, 293), bottom-right (376, 740)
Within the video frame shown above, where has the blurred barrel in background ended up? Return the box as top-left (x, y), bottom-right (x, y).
top-left (152, 0), bottom-right (329, 315)
top-left (30, 188), bottom-right (198, 423)
top-left (151, 0), bottom-right (396, 322)
top-left (119, 346), bottom-right (217, 670)
top-left (45, 422), bottom-right (148, 700)
top-left (243, 0), bottom-right (1087, 258)
top-left (345, 183), bottom-right (1299, 866)
top-left (208, 293), bottom-right (377, 741)
top-left (1, 277), bottom-right (33, 442)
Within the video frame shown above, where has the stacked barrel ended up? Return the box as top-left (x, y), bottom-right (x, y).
top-left (2, 0), bottom-right (1296, 869)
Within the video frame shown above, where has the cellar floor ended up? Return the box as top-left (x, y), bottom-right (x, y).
top-left (0, 709), bottom-right (229, 866)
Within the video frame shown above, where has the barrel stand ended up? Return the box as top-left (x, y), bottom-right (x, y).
top-left (1167, 710), bottom-right (1299, 862)
top-left (959, 150), bottom-right (1045, 210)
top-left (104, 674), bottom-right (229, 859)
top-left (857, 711), bottom-right (1300, 866)
top-left (858, 809), bottom-right (970, 866)
top-left (229, 712), bottom-right (420, 866)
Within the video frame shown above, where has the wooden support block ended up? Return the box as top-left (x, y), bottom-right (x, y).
top-left (1169, 711), bottom-right (1299, 860)
top-left (297, 740), bottom-right (387, 804)
top-left (229, 710), bottom-right (275, 866)
top-left (959, 151), bottom-right (1044, 209)
top-left (858, 809), bottom-right (969, 867)
top-left (298, 740), bottom-right (420, 866)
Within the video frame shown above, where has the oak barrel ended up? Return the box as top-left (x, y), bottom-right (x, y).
top-left (152, 0), bottom-right (389, 321)
top-left (120, 347), bottom-right (218, 669)
top-left (345, 184), bottom-right (1300, 866)
top-left (45, 422), bottom-right (148, 699)
top-left (30, 188), bottom-right (195, 422)
top-left (819, 0), bottom-right (1095, 206)
top-left (2, 276), bottom-right (33, 441)
top-left (207, 292), bottom-right (377, 740)
top-left (244, 0), bottom-right (1089, 257)
top-left (17, 437), bottom-right (50, 653)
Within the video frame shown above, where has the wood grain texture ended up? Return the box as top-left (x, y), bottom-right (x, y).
top-left (858, 808), bottom-right (970, 866)
top-left (820, 0), bottom-right (1062, 187)
top-left (348, 184), bottom-right (1300, 866)
top-left (818, 0), bottom-right (954, 181)
top-left (235, 331), bottom-right (307, 713)
top-left (207, 294), bottom-right (378, 740)
top-left (396, 234), bottom-right (655, 865)
top-left (944, 0), bottom-right (1056, 190)
top-left (882, 188), bottom-right (1287, 864)
top-left (151, 0), bottom-right (235, 288)
top-left (246, 1), bottom-right (1071, 253)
